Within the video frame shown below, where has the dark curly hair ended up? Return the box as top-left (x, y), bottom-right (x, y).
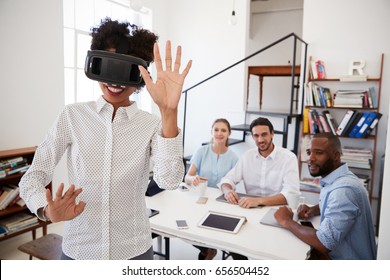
top-left (90, 17), bottom-right (158, 64)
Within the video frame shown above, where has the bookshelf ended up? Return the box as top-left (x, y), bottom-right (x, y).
top-left (300, 53), bottom-right (384, 204)
top-left (0, 147), bottom-right (51, 242)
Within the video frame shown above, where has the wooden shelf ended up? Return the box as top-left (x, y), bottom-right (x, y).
top-left (0, 146), bottom-right (52, 244)
top-left (304, 105), bottom-right (378, 111)
top-left (0, 204), bottom-right (28, 216)
top-left (0, 146), bottom-right (37, 158)
top-left (0, 220), bottom-right (50, 242)
top-left (309, 77), bottom-right (381, 82)
top-left (301, 54), bottom-right (384, 204)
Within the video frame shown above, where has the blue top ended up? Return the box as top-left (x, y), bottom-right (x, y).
top-left (190, 145), bottom-right (238, 188)
top-left (317, 163), bottom-right (377, 260)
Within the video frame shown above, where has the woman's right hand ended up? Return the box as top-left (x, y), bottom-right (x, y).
top-left (44, 183), bottom-right (86, 222)
top-left (192, 176), bottom-right (208, 186)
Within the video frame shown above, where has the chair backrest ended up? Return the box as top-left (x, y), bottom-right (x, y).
top-left (145, 177), bottom-right (165, 197)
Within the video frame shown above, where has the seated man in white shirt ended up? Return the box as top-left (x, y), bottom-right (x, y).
top-left (218, 117), bottom-right (300, 259)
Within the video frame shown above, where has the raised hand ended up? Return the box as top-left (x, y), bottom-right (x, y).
top-left (139, 40), bottom-right (192, 138)
top-left (140, 40), bottom-right (192, 112)
top-left (45, 183), bottom-right (86, 222)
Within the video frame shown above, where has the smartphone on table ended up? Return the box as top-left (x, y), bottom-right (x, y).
top-left (176, 220), bottom-right (189, 229)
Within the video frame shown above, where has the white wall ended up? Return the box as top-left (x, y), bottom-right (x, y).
top-left (303, 0), bottom-right (390, 259)
top-left (0, 0), bottom-right (67, 188)
top-left (145, 0), bottom-right (250, 157)
top-left (0, 0), bottom-right (64, 148)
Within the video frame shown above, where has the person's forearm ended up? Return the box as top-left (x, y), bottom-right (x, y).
top-left (285, 219), bottom-right (329, 254)
top-left (259, 193), bottom-right (287, 206)
top-left (160, 109), bottom-right (178, 138)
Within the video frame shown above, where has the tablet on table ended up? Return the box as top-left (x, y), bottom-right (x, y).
top-left (198, 211), bottom-right (247, 234)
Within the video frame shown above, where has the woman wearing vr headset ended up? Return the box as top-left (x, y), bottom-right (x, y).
top-left (19, 18), bottom-right (192, 260)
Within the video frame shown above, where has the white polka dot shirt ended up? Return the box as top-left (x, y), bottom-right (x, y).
top-left (19, 96), bottom-right (184, 259)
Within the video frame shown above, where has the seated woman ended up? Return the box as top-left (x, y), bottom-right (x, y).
top-left (184, 118), bottom-right (238, 260)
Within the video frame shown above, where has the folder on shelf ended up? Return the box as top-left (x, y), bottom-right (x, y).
top-left (342, 112), bottom-right (363, 136)
top-left (348, 111), bottom-right (369, 138)
top-left (355, 112), bottom-right (379, 138)
top-left (336, 109), bottom-right (355, 136)
top-left (362, 112), bottom-right (382, 138)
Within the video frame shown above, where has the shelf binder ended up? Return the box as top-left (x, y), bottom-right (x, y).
top-left (336, 109), bottom-right (355, 136)
top-left (355, 112), bottom-right (379, 138)
top-left (348, 111), bottom-right (369, 138)
top-left (362, 112), bottom-right (382, 138)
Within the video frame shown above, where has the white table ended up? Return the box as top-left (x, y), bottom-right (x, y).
top-left (146, 186), bottom-right (319, 260)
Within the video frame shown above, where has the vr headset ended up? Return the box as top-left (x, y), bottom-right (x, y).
top-left (84, 50), bottom-right (149, 87)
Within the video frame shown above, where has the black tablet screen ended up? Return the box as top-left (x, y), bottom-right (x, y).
top-left (201, 214), bottom-right (240, 231)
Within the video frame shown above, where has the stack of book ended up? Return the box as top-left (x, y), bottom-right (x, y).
top-left (305, 83), bottom-right (332, 107)
top-left (305, 85), bottom-right (378, 109)
top-left (333, 87), bottom-right (378, 108)
top-left (341, 146), bottom-right (372, 169)
top-left (0, 156), bottom-right (30, 179)
top-left (0, 224), bottom-right (8, 237)
top-left (0, 184), bottom-right (23, 210)
top-left (304, 109), bottom-right (338, 135)
top-left (0, 212), bottom-right (39, 233)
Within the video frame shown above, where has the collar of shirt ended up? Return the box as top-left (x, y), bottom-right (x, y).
top-left (255, 144), bottom-right (279, 160)
top-left (96, 96), bottom-right (139, 120)
top-left (320, 163), bottom-right (348, 188)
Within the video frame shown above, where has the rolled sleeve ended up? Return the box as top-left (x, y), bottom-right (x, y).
top-left (152, 129), bottom-right (184, 190)
top-left (317, 187), bottom-right (359, 250)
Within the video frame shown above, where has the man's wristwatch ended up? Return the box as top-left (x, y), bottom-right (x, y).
top-left (37, 205), bottom-right (51, 222)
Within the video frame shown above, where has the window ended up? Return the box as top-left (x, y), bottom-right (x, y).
top-left (63, 0), bottom-right (153, 112)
